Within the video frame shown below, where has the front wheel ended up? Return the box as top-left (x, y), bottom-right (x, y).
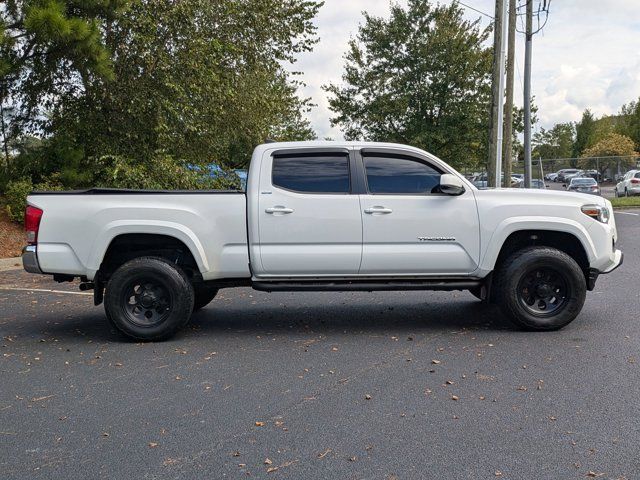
top-left (104, 257), bottom-right (194, 341)
top-left (496, 247), bottom-right (586, 331)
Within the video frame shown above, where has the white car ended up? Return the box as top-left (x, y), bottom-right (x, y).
top-left (615, 170), bottom-right (640, 197)
top-left (22, 141), bottom-right (623, 340)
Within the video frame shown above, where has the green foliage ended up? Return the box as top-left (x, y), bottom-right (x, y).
top-left (579, 133), bottom-right (638, 176)
top-left (2, 0), bottom-right (321, 191)
top-left (89, 155), bottom-right (240, 190)
top-left (52, 0), bottom-right (320, 171)
top-left (611, 196), bottom-right (640, 208)
top-left (616, 98), bottom-right (640, 151)
top-left (5, 178), bottom-right (33, 222)
top-left (573, 109), bottom-right (596, 158)
top-left (533, 122), bottom-right (575, 160)
top-left (0, 1), bottom-right (126, 133)
top-left (324, 0), bottom-right (492, 170)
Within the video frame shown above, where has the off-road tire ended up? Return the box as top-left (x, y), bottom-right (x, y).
top-left (104, 257), bottom-right (194, 341)
top-left (495, 247), bottom-right (586, 331)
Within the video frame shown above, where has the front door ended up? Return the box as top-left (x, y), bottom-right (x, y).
top-left (358, 151), bottom-right (480, 275)
top-left (256, 149), bottom-right (363, 277)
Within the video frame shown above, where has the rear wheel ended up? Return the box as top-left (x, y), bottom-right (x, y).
top-left (104, 257), bottom-right (194, 341)
top-left (495, 247), bottom-right (586, 331)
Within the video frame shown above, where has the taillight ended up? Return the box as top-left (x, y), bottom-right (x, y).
top-left (24, 206), bottom-right (43, 245)
top-left (631, 179), bottom-right (640, 184)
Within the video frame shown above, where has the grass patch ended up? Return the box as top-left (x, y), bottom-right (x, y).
top-left (611, 196), bottom-right (640, 208)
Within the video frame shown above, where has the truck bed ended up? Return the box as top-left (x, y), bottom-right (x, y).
top-left (28, 190), bottom-right (250, 281)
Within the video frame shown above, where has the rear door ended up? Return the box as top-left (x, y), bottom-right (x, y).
top-left (358, 149), bottom-right (480, 275)
top-left (256, 148), bottom-right (363, 276)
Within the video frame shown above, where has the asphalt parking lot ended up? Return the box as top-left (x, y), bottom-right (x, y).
top-left (1, 211), bottom-right (639, 480)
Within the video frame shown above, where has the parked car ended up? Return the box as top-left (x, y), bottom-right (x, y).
top-left (472, 173), bottom-right (521, 189)
top-left (563, 170), bottom-right (586, 183)
top-left (557, 169), bottom-right (581, 183)
top-left (517, 179), bottom-right (547, 189)
top-left (614, 170), bottom-right (640, 197)
top-left (567, 177), bottom-right (600, 195)
top-left (545, 173), bottom-right (558, 182)
top-left (22, 141), bottom-right (623, 340)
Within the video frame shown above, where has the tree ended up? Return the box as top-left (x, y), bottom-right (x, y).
top-left (532, 122), bottom-right (575, 160)
top-left (579, 133), bottom-right (638, 178)
top-left (0, 1), bottom-right (126, 133)
top-left (617, 98), bottom-right (640, 151)
top-left (572, 109), bottom-right (596, 158)
top-left (51, 0), bottom-right (320, 171)
top-left (324, 0), bottom-right (492, 170)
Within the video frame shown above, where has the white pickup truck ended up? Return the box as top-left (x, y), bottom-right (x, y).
top-left (22, 141), bottom-right (623, 340)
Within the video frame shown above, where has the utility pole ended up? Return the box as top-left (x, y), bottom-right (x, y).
top-left (488, 0), bottom-right (506, 188)
top-left (523, 0), bottom-right (533, 188)
top-left (502, 0), bottom-right (516, 187)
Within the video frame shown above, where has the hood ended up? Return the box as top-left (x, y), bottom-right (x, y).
top-left (473, 187), bottom-right (608, 208)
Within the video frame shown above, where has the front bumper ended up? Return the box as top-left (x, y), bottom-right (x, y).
top-left (22, 245), bottom-right (42, 274)
top-left (588, 250), bottom-right (623, 290)
top-left (602, 249), bottom-right (623, 274)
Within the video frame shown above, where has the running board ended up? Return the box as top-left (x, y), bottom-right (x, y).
top-left (252, 279), bottom-right (482, 293)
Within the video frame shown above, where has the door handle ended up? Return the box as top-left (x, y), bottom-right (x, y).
top-left (364, 206), bottom-right (393, 215)
top-left (265, 206), bottom-right (294, 214)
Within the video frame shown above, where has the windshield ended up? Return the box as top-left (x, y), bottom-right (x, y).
top-left (571, 178), bottom-right (596, 185)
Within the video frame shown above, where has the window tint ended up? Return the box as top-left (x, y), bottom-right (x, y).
top-left (634, 172), bottom-right (640, 179)
top-left (364, 155), bottom-right (442, 194)
top-left (272, 154), bottom-right (350, 193)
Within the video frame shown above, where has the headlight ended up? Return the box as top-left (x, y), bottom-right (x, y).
top-left (581, 204), bottom-right (610, 223)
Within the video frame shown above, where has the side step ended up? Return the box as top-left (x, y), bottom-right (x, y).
top-left (252, 279), bottom-right (482, 293)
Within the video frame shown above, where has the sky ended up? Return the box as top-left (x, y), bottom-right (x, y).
top-left (291, 0), bottom-right (640, 140)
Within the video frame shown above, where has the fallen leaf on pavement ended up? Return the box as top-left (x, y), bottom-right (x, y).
top-left (317, 448), bottom-right (331, 459)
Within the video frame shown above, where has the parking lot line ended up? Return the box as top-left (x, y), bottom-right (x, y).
top-left (0, 287), bottom-right (92, 296)
top-left (616, 211), bottom-right (639, 216)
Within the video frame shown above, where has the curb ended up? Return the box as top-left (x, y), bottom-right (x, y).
top-left (0, 257), bottom-right (22, 272)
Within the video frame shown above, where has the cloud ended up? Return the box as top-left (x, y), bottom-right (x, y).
top-left (292, 0), bottom-right (640, 140)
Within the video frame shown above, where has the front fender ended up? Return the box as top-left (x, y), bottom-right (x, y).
top-left (477, 216), bottom-right (597, 273)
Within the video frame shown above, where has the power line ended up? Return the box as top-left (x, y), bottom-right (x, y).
top-left (456, 1), bottom-right (493, 19)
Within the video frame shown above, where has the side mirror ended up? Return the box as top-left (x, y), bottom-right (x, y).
top-left (440, 173), bottom-right (466, 196)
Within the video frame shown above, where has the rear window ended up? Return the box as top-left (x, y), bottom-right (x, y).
top-left (635, 172), bottom-right (640, 179)
top-left (271, 153), bottom-right (350, 194)
top-left (572, 178), bottom-right (596, 185)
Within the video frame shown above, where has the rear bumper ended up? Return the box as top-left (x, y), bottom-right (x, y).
top-left (22, 245), bottom-right (42, 274)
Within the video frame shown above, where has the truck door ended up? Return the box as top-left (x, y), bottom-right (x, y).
top-left (358, 149), bottom-right (480, 275)
top-left (255, 148), bottom-right (363, 277)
